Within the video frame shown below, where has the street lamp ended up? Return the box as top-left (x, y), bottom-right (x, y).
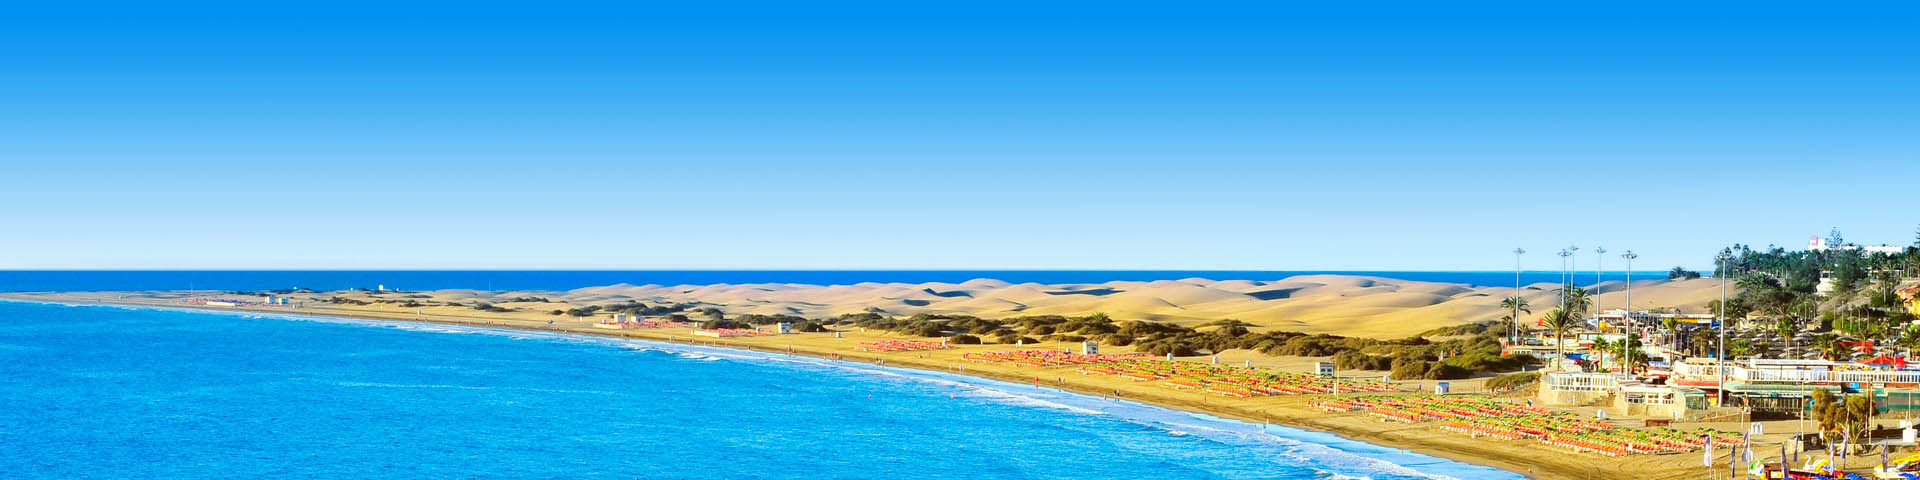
top-left (1558, 249), bottom-right (1573, 308)
top-left (1567, 245), bottom-right (1579, 294)
top-left (1513, 247), bottom-right (1526, 345)
top-left (1594, 246), bottom-right (1606, 318)
top-left (1717, 251), bottom-right (1732, 406)
top-left (1622, 250), bottom-right (1638, 371)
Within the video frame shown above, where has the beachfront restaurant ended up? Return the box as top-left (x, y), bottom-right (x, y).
top-left (1539, 372), bottom-right (1700, 418)
top-left (1544, 357), bottom-right (1920, 418)
top-left (1667, 358), bottom-right (1920, 412)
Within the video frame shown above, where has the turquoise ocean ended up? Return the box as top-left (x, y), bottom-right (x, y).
top-left (0, 299), bottom-right (1527, 479)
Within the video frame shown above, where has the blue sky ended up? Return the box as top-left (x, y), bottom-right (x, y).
top-left (2, 1), bottom-right (1915, 270)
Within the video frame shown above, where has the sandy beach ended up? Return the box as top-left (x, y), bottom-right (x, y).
top-left (1, 279), bottom-right (1748, 480)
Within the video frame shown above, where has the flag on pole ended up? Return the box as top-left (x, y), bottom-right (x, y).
top-left (1704, 435), bottom-right (1715, 467)
top-left (1780, 441), bottom-right (1789, 477)
top-left (1735, 439), bottom-right (1751, 478)
top-left (1741, 425), bottom-right (1755, 464)
top-left (1843, 426), bottom-right (1853, 462)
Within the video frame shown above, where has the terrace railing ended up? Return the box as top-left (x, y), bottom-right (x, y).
top-left (1671, 360), bottom-right (1730, 379)
top-left (1729, 366), bottom-right (1920, 385)
top-left (1544, 372), bottom-right (1630, 392)
top-left (1670, 359), bottom-right (1920, 385)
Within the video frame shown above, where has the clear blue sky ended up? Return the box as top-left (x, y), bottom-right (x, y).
top-left (2, 1), bottom-right (1915, 270)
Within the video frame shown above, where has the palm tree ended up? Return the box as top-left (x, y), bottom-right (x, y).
top-left (1690, 329), bottom-right (1716, 357)
top-left (1662, 316), bottom-right (1680, 351)
top-left (1897, 325), bottom-right (1920, 356)
top-left (1500, 295), bottom-right (1531, 344)
top-left (1730, 339), bottom-right (1755, 358)
top-left (1541, 307), bottom-right (1582, 371)
top-left (1590, 338), bottom-right (1614, 371)
top-left (1615, 336), bottom-right (1648, 372)
top-left (1812, 333), bottom-right (1845, 361)
top-left (1564, 286), bottom-right (1594, 313)
top-left (1774, 317), bottom-right (1798, 356)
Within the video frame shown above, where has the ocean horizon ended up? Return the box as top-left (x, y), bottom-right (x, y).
top-left (0, 269), bottom-right (1670, 293)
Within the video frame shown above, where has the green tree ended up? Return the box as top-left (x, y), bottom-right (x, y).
top-left (1663, 316), bottom-right (1681, 351)
top-left (1897, 325), bottom-right (1920, 355)
top-left (1730, 339), bottom-right (1755, 358)
top-left (1776, 317), bottom-right (1798, 348)
top-left (1812, 333), bottom-right (1846, 361)
top-left (1833, 249), bottom-right (1868, 293)
top-left (1590, 338), bottom-right (1614, 371)
top-left (1499, 295), bottom-right (1531, 344)
top-left (1541, 307), bottom-right (1582, 370)
top-left (1608, 335), bottom-right (1647, 373)
top-left (1812, 389), bottom-right (1874, 445)
top-left (1563, 286), bottom-right (1593, 314)
top-left (1689, 328), bottom-right (1718, 357)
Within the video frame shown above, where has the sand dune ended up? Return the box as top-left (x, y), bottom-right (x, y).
top-left (351, 275), bottom-right (1728, 338)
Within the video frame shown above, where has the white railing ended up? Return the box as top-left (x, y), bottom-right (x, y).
top-left (1730, 366), bottom-right (1920, 384)
top-left (1620, 385), bottom-right (1675, 404)
top-left (1672, 360), bottom-right (1730, 379)
top-left (1668, 359), bottom-right (1920, 385)
top-left (1544, 372), bottom-right (1630, 392)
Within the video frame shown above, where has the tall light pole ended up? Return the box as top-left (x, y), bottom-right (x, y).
top-left (1514, 247), bottom-right (1526, 345)
top-left (1594, 246), bottom-right (1606, 319)
top-left (1558, 248), bottom-right (1573, 308)
top-left (1728, 249), bottom-right (1743, 407)
top-left (1623, 250), bottom-right (1638, 371)
top-left (1567, 245), bottom-right (1579, 292)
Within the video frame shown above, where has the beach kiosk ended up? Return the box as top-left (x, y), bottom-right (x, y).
top-left (775, 322), bottom-right (792, 334)
top-left (1081, 341), bottom-right (1099, 355)
top-left (1315, 361), bottom-right (1335, 377)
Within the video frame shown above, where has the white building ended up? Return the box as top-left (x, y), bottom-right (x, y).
top-left (1809, 236), bottom-right (1905, 255)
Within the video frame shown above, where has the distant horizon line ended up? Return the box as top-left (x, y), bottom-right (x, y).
top-left (0, 268), bottom-right (1683, 273)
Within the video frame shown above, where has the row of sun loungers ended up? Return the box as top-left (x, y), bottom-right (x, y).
top-left (1078, 362), bottom-right (1395, 396)
top-left (693, 328), bottom-right (769, 337)
top-left (595, 320), bottom-right (691, 329)
top-left (856, 340), bottom-right (949, 352)
top-left (1308, 395), bottom-right (1743, 456)
top-left (960, 350), bottom-right (1153, 367)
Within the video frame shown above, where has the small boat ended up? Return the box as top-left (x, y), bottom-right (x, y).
top-left (1872, 452), bottom-right (1920, 479)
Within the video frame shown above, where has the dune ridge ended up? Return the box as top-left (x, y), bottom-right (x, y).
top-left (416, 274), bottom-right (1727, 338)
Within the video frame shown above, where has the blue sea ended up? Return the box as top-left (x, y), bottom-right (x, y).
top-left (0, 269), bottom-right (1662, 293)
top-left (0, 300), bottom-right (1525, 480)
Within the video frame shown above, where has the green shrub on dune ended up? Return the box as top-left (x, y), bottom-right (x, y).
top-left (1334, 350), bottom-right (1392, 370)
top-left (1485, 372), bottom-right (1541, 391)
top-left (1389, 359), bottom-right (1430, 380)
top-left (1423, 363), bottom-right (1470, 380)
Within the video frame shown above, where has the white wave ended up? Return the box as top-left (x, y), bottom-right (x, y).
top-left (958, 386), bottom-right (1108, 416)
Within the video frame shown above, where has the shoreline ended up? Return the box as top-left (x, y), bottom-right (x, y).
top-left (1, 292), bottom-right (1706, 480)
top-left (155, 305), bottom-right (1518, 480)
